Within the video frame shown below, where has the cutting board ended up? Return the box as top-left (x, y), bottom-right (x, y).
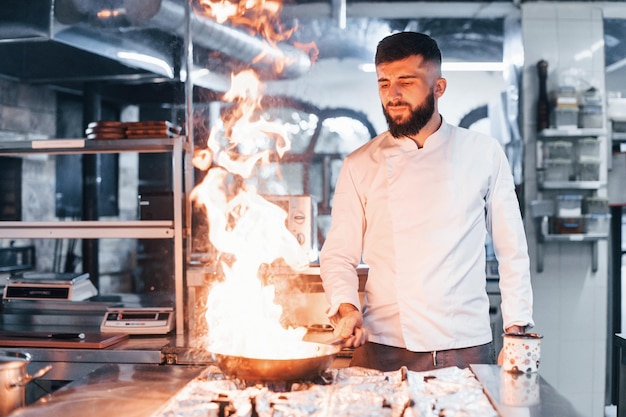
top-left (0, 332), bottom-right (129, 349)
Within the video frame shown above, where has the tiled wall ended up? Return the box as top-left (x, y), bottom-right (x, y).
top-left (522, 4), bottom-right (608, 416)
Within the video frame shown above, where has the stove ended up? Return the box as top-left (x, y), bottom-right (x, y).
top-left (152, 365), bottom-right (498, 417)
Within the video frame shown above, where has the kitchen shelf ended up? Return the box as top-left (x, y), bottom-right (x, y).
top-left (0, 221), bottom-right (174, 239)
top-left (538, 180), bottom-right (606, 190)
top-left (0, 136), bottom-right (187, 335)
top-left (0, 137), bottom-right (187, 155)
top-left (534, 126), bottom-right (608, 273)
top-left (538, 127), bottom-right (607, 138)
top-left (536, 230), bottom-right (607, 273)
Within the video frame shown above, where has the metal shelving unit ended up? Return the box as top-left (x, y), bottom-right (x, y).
top-left (534, 128), bottom-right (609, 273)
top-left (0, 137), bottom-right (188, 335)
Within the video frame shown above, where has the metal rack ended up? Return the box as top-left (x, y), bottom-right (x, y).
top-left (534, 128), bottom-right (609, 273)
top-left (0, 137), bottom-right (188, 335)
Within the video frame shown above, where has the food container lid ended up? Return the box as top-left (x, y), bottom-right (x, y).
top-left (557, 194), bottom-right (583, 201)
top-left (544, 158), bottom-right (572, 165)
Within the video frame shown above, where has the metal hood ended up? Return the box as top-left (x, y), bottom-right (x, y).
top-left (0, 0), bottom-right (311, 92)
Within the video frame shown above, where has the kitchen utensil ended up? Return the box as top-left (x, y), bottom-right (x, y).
top-left (0, 351), bottom-right (52, 417)
top-left (211, 340), bottom-right (342, 381)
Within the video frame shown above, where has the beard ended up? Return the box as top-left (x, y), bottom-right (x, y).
top-left (383, 90), bottom-right (436, 139)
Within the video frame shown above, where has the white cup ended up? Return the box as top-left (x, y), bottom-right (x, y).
top-left (501, 333), bottom-right (543, 373)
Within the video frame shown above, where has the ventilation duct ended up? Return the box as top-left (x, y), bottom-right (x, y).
top-left (0, 0), bottom-right (311, 87)
top-left (51, 0), bottom-right (311, 80)
top-left (123, 0), bottom-right (311, 79)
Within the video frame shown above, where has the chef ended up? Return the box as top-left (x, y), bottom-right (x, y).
top-left (319, 31), bottom-right (534, 372)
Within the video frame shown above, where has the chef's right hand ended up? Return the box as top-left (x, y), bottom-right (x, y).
top-left (331, 303), bottom-right (369, 348)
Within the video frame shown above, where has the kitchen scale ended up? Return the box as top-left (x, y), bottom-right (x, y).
top-left (3, 272), bottom-right (98, 302)
top-left (100, 307), bottom-right (175, 335)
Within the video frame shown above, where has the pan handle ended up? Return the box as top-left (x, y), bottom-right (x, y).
top-left (10, 365), bottom-right (53, 388)
top-left (321, 336), bottom-right (345, 346)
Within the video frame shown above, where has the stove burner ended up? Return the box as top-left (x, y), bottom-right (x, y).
top-left (155, 365), bottom-right (499, 417)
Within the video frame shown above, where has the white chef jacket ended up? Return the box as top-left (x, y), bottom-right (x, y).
top-left (319, 118), bottom-right (534, 352)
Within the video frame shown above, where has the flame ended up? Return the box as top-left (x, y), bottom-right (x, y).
top-left (191, 5), bottom-right (316, 357)
top-left (194, 0), bottom-right (313, 74)
top-left (196, 0), bottom-right (294, 42)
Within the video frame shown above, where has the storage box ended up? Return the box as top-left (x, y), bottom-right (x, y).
top-left (553, 108), bottom-right (579, 129)
top-left (577, 138), bottom-right (599, 160)
top-left (553, 216), bottom-right (583, 234)
top-left (579, 105), bottom-right (603, 128)
top-left (583, 197), bottom-right (609, 214)
top-left (544, 159), bottom-right (573, 181)
top-left (555, 194), bottom-right (582, 217)
top-left (584, 214), bottom-right (611, 234)
top-left (544, 141), bottom-right (573, 160)
top-left (530, 200), bottom-right (555, 218)
top-left (577, 159), bottom-right (600, 181)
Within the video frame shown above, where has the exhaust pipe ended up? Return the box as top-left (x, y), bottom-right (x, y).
top-left (124, 0), bottom-right (311, 79)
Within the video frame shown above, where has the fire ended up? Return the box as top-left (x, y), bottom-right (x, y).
top-left (190, 1), bottom-right (317, 359)
top-left (196, 0), bottom-right (294, 41)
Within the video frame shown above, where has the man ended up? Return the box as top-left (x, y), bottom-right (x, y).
top-left (319, 31), bottom-right (534, 372)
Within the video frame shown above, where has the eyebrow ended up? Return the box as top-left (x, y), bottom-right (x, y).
top-left (378, 74), bottom-right (418, 83)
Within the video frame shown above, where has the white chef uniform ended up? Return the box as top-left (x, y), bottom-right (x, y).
top-left (320, 118), bottom-right (534, 352)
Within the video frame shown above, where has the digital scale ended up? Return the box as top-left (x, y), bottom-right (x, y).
top-left (100, 307), bottom-right (175, 335)
top-left (3, 272), bottom-right (98, 302)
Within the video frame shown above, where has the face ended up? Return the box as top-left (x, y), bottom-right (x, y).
top-left (376, 55), bottom-right (445, 138)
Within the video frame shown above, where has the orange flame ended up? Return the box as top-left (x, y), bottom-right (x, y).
top-left (191, 34), bottom-right (314, 356)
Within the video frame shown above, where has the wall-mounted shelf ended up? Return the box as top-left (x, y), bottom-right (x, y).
top-left (539, 181), bottom-right (605, 190)
top-left (536, 229), bottom-right (608, 273)
top-left (534, 126), bottom-right (608, 273)
top-left (538, 128), bottom-right (607, 139)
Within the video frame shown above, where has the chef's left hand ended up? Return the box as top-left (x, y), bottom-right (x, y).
top-left (497, 325), bottom-right (526, 365)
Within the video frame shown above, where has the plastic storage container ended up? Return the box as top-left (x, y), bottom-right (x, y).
top-left (544, 141), bottom-right (573, 160)
top-left (555, 194), bottom-right (583, 217)
top-left (554, 216), bottom-right (583, 234)
top-left (584, 214), bottom-right (611, 234)
top-left (544, 159), bottom-right (573, 181)
top-left (553, 108), bottom-right (579, 129)
top-left (577, 138), bottom-right (600, 160)
top-left (577, 159), bottom-right (600, 181)
top-left (583, 197), bottom-right (609, 214)
top-left (579, 105), bottom-right (603, 128)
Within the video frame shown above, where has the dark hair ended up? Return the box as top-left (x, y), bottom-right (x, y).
top-left (375, 32), bottom-right (442, 66)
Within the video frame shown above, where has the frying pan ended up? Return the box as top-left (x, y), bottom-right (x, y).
top-left (211, 340), bottom-right (342, 381)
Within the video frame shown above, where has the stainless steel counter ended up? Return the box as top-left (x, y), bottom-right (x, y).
top-left (8, 363), bottom-right (582, 417)
top-left (9, 364), bottom-right (206, 417)
top-left (470, 364), bottom-right (584, 417)
top-left (0, 332), bottom-right (172, 381)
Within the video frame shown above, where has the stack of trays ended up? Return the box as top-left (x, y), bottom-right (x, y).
top-left (85, 121), bottom-right (182, 139)
top-left (125, 121), bottom-right (182, 139)
top-left (85, 121), bottom-right (126, 140)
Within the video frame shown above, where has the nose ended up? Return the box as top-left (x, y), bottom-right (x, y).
top-left (388, 82), bottom-right (404, 101)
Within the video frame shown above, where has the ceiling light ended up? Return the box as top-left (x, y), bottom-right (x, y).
top-left (359, 62), bottom-right (505, 73)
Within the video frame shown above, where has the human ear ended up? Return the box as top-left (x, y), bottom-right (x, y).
top-left (434, 77), bottom-right (447, 98)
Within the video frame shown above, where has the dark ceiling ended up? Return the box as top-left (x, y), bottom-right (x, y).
top-left (0, 0), bottom-right (624, 106)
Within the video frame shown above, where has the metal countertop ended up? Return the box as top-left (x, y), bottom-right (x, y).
top-left (8, 363), bottom-right (582, 417)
